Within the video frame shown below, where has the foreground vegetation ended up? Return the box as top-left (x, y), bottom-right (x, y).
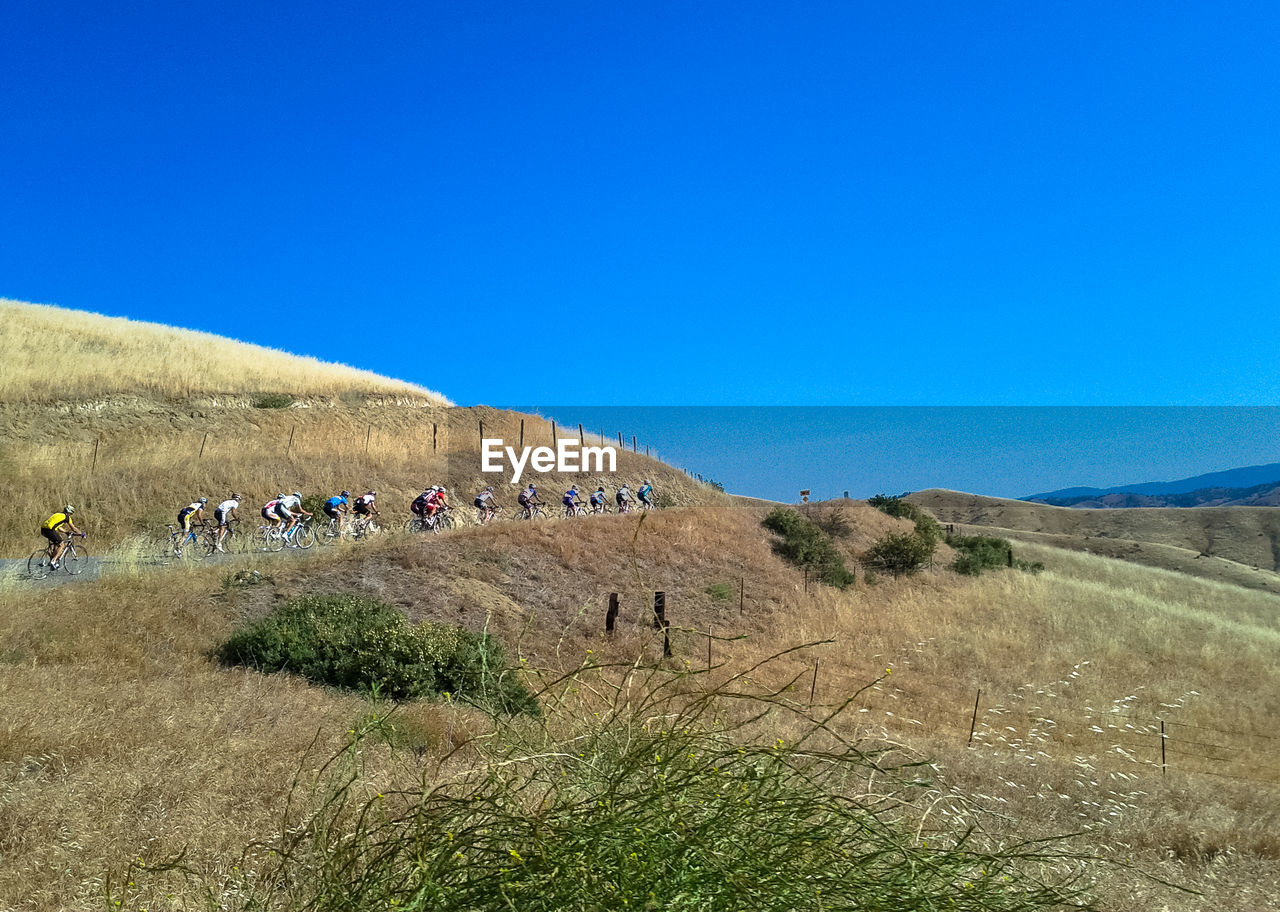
top-left (114, 668), bottom-right (1098, 911)
top-left (1, 506), bottom-right (1278, 909)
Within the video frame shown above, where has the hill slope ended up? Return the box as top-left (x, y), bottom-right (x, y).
top-left (0, 298), bottom-right (449, 403)
top-left (908, 488), bottom-right (1280, 592)
top-left (0, 301), bottom-right (723, 553)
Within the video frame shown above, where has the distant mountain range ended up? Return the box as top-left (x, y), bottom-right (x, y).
top-left (1024, 462), bottom-right (1280, 508)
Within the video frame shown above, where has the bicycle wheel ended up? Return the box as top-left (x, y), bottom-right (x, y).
top-left (63, 542), bottom-right (87, 575)
top-left (28, 548), bottom-right (51, 580)
top-left (295, 526), bottom-right (315, 549)
top-left (437, 513), bottom-right (455, 532)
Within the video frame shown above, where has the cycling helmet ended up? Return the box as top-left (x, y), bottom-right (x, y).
top-left (232, 493), bottom-right (243, 501)
top-left (644, 479), bottom-right (650, 485)
top-left (529, 483), bottom-right (537, 490)
top-left (293, 491), bottom-right (302, 498)
top-left (439, 486), bottom-right (447, 493)
top-left (199, 496), bottom-right (208, 504)
top-left (597, 486), bottom-right (605, 491)
top-left (341, 490), bottom-right (350, 498)
top-left (485, 485), bottom-right (494, 492)
top-left (64, 505), bottom-right (75, 515)
top-left (367, 490), bottom-right (376, 496)
top-left (276, 493), bottom-right (286, 500)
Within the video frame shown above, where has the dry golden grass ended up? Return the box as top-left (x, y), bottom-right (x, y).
top-left (0, 298), bottom-right (449, 403)
top-left (916, 489), bottom-right (1280, 573)
top-left (2, 506), bottom-right (1279, 908)
top-left (0, 393), bottom-right (722, 557)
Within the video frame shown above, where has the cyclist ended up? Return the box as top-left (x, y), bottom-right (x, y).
top-left (517, 483), bottom-right (541, 519)
top-left (562, 485), bottom-right (583, 517)
top-left (262, 493), bottom-right (287, 529)
top-left (176, 497), bottom-right (208, 555)
top-left (213, 494), bottom-right (241, 552)
top-left (277, 491), bottom-right (312, 541)
top-left (638, 480), bottom-right (656, 509)
top-left (425, 486), bottom-right (449, 527)
top-left (353, 490), bottom-right (378, 531)
top-left (474, 485), bottom-right (499, 523)
top-left (323, 490), bottom-right (351, 532)
top-left (410, 487), bottom-right (434, 528)
top-left (589, 485), bottom-right (608, 514)
top-left (40, 505), bottom-right (83, 570)
top-left (616, 483), bottom-right (633, 514)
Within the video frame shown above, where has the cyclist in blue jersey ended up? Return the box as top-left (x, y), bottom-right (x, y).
top-left (589, 486), bottom-right (607, 513)
top-left (324, 491), bottom-right (351, 532)
top-left (563, 486), bottom-right (582, 516)
top-left (638, 480), bottom-right (655, 509)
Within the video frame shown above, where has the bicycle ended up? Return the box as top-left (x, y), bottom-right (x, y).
top-left (513, 502), bottom-right (548, 521)
top-left (28, 532), bottom-right (88, 580)
top-left (351, 514), bottom-right (382, 540)
top-left (201, 519), bottom-right (247, 557)
top-left (475, 505), bottom-right (504, 525)
top-left (316, 515), bottom-right (349, 546)
top-left (562, 501), bottom-right (588, 518)
top-left (156, 522), bottom-right (206, 561)
top-left (588, 502), bottom-right (613, 515)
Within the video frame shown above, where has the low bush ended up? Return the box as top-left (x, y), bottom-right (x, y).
top-left (705, 581), bottom-right (734, 600)
top-left (948, 534), bottom-right (1046, 577)
top-left (862, 531), bottom-right (935, 576)
top-left (762, 508), bottom-right (855, 588)
top-left (218, 594), bottom-right (538, 716)
top-left (251, 392), bottom-right (295, 409)
top-left (868, 493), bottom-right (941, 544)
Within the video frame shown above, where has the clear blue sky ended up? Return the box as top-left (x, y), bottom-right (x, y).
top-left (530, 407), bottom-right (1280, 501)
top-left (4, 1), bottom-right (1280, 406)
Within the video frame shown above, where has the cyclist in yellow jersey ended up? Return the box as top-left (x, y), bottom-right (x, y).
top-left (40, 505), bottom-right (83, 569)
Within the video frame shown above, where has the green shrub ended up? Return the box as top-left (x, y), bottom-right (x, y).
top-left (949, 534), bottom-right (1013, 576)
top-left (862, 531), bottom-right (935, 576)
top-left (762, 508), bottom-right (856, 588)
top-left (868, 493), bottom-right (941, 544)
top-left (252, 392), bottom-right (296, 409)
top-left (705, 582), bottom-right (734, 600)
top-left (947, 534), bottom-right (1043, 577)
top-left (218, 594), bottom-right (538, 716)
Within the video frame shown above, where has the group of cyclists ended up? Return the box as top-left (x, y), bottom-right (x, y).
top-left (508, 479), bottom-right (658, 520)
top-left (35, 478), bottom-right (660, 565)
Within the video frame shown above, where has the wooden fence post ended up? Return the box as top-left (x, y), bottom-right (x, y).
top-left (1161, 720), bottom-right (1167, 775)
top-left (519, 419), bottom-right (524, 449)
top-left (707, 625), bottom-right (713, 669)
top-left (968, 689), bottom-right (982, 744)
top-left (479, 419), bottom-right (484, 442)
top-left (364, 425), bottom-right (371, 453)
top-left (286, 426), bottom-right (295, 456)
top-left (579, 423), bottom-right (584, 446)
top-left (433, 422), bottom-right (437, 452)
top-left (810, 659), bottom-right (819, 704)
top-left (632, 435), bottom-right (637, 453)
top-left (739, 576), bottom-right (744, 615)
top-left (199, 433), bottom-right (208, 459)
top-left (551, 420), bottom-right (557, 445)
top-left (606, 593), bottom-right (619, 634)
top-left (618, 431), bottom-right (624, 448)
top-left (652, 590), bottom-right (665, 629)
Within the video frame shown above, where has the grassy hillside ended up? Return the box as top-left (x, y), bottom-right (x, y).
top-left (908, 488), bottom-right (1280, 590)
top-left (0, 298), bottom-right (449, 403)
top-left (0, 301), bottom-right (723, 554)
top-left (1, 505), bottom-right (1277, 909)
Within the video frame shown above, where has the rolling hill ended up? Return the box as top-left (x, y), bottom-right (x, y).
top-left (0, 299), bottom-right (724, 554)
top-left (2, 299), bottom-right (1279, 910)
